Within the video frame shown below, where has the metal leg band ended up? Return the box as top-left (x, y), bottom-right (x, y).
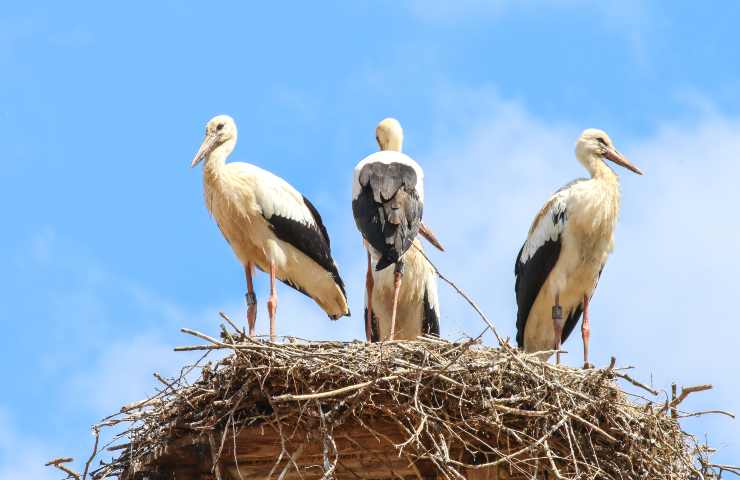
top-left (245, 292), bottom-right (257, 306)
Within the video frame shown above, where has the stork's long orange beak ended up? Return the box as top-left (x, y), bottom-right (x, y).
top-left (419, 222), bottom-right (445, 252)
top-left (191, 134), bottom-right (217, 168)
top-left (604, 148), bottom-right (643, 175)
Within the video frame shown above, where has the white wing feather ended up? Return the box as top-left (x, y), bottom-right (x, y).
top-left (230, 162), bottom-right (316, 226)
top-left (520, 190), bottom-right (569, 263)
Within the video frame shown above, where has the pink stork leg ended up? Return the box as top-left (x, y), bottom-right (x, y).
top-left (552, 292), bottom-right (564, 364)
top-left (582, 294), bottom-right (592, 369)
top-left (365, 252), bottom-right (374, 342)
top-left (245, 262), bottom-right (257, 337)
top-left (388, 261), bottom-right (404, 342)
top-left (388, 271), bottom-right (402, 341)
top-left (267, 260), bottom-right (278, 342)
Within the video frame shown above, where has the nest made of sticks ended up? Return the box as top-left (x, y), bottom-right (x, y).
top-left (62, 321), bottom-right (735, 480)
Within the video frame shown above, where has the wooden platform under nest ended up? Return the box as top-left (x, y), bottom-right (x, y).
top-left (58, 322), bottom-right (727, 480)
top-left (127, 420), bottom-right (518, 479)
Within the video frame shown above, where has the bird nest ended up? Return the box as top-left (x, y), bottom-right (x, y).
top-left (51, 321), bottom-right (734, 480)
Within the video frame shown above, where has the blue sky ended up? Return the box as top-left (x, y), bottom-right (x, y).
top-left (2, 1), bottom-right (739, 476)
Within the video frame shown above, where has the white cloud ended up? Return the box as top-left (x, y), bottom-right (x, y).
top-left (410, 86), bottom-right (740, 463)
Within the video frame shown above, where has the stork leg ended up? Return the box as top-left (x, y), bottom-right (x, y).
top-left (365, 252), bottom-right (374, 342)
top-left (388, 261), bottom-right (404, 342)
top-left (552, 293), bottom-right (564, 364)
top-left (582, 294), bottom-right (592, 369)
top-left (267, 260), bottom-right (278, 343)
top-left (244, 263), bottom-right (257, 337)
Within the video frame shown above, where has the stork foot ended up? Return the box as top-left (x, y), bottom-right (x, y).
top-left (583, 361), bottom-right (594, 370)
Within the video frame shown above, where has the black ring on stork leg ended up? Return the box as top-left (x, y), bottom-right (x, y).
top-left (245, 292), bottom-right (257, 306)
top-left (552, 297), bottom-right (564, 364)
top-left (245, 263), bottom-right (258, 337)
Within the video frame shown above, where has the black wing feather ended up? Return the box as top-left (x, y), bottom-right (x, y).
top-left (422, 287), bottom-right (440, 337)
top-left (514, 239), bottom-right (562, 348)
top-left (352, 162), bottom-right (422, 271)
top-left (367, 308), bottom-right (380, 343)
top-left (265, 196), bottom-right (347, 299)
top-left (561, 304), bottom-right (582, 344)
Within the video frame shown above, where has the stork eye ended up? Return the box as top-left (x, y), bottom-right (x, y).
top-left (217, 123), bottom-right (225, 131)
top-left (596, 137), bottom-right (607, 146)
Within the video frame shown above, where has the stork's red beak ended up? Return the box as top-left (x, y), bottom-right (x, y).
top-left (419, 222), bottom-right (445, 252)
top-left (604, 148), bottom-right (643, 175)
top-left (191, 134), bottom-right (218, 168)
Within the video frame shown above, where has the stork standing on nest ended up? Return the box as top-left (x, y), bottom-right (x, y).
top-left (366, 239), bottom-right (440, 341)
top-left (191, 115), bottom-right (349, 341)
top-left (352, 118), bottom-right (444, 341)
top-left (515, 128), bottom-right (643, 367)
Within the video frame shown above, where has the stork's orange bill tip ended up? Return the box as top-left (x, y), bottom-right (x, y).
top-left (604, 149), bottom-right (643, 175)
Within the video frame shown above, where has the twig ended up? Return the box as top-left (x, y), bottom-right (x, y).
top-left (614, 371), bottom-right (659, 396)
top-left (82, 428), bottom-right (100, 479)
top-left (677, 409), bottom-right (735, 419)
top-left (45, 458), bottom-right (81, 480)
top-left (659, 384), bottom-right (713, 414)
top-left (219, 311), bottom-right (245, 337)
top-left (671, 384), bottom-right (712, 408)
top-left (272, 374), bottom-right (401, 402)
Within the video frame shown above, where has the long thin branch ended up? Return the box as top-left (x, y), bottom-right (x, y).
top-left (413, 244), bottom-right (504, 344)
top-left (272, 374), bottom-right (401, 402)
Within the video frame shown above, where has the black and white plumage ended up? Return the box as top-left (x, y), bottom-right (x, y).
top-left (352, 151), bottom-right (425, 271)
top-left (515, 128), bottom-right (643, 366)
top-left (191, 115), bottom-right (349, 341)
top-left (366, 240), bottom-right (440, 342)
top-left (352, 118), bottom-right (443, 342)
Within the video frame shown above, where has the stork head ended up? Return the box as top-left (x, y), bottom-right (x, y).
top-left (375, 117), bottom-right (403, 152)
top-left (575, 128), bottom-right (643, 176)
top-left (191, 115), bottom-right (238, 167)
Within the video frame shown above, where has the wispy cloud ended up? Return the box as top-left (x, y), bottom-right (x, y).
top-left (412, 85), bottom-right (739, 462)
top-left (406, 0), bottom-right (651, 67)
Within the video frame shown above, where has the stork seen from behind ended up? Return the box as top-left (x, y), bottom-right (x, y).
top-left (191, 115), bottom-right (350, 341)
top-left (515, 128), bottom-right (643, 367)
top-left (352, 118), bottom-right (444, 341)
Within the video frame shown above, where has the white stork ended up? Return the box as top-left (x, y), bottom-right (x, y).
top-left (515, 128), bottom-right (643, 367)
top-left (352, 118), bottom-right (443, 341)
top-left (191, 115), bottom-right (349, 341)
top-left (366, 239), bottom-right (440, 341)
